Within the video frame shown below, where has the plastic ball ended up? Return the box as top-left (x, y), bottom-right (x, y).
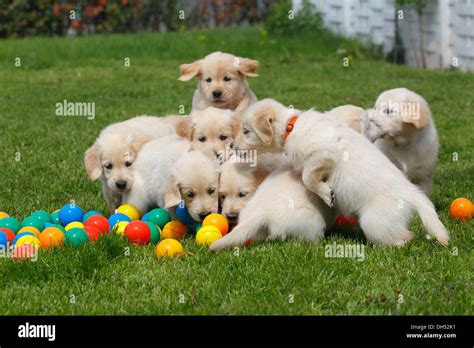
top-left (12, 232), bottom-right (36, 245)
top-left (82, 210), bottom-right (102, 223)
top-left (15, 235), bottom-right (42, 249)
top-left (196, 225), bottom-right (222, 247)
top-left (0, 231), bottom-right (8, 247)
top-left (0, 217), bottom-right (22, 234)
top-left (450, 198), bottom-right (472, 221)
top-left (12, 244), bottom-right (38, 261)
top-left (335, 214), bottom-right (358, 227)
top-left (50, 224), bottom-right (67, 234)
top-left (65, 221), bottom-right (85, 231)
top-left (124, 221), bottom-right (150, 245)
top-left (147, 208), bottom-right (171, 229)
top-left (0, 211), bottom-right (10, 219)
top-left (84, 215), bottom-right (110, 234)
top-left (108, 213), bottom-right (131, 230)
top-left (65, 228), bottom-right (89, 247)
top-left (17, 226), bottom-right (41, 238)
top-left (50, 210), bottom-right (60, 224)
top-left (58, 204), bottom-right (84, 226)
top-left (0, 228), bottom-right (15, 243)
top-left (161, 221), bottom-right (187, 240)
top-left (202, 214), bottom-right (229, 236)
top-left (117, 204), bottom-right (141, 221)
top-left (21, 216), bottom-right (45, 232)
top-left (39, 227), bottom-right (65, 249)
top-left (32, 210), bottom-right (52, 224)
top-left (176, 202), bottom-right (197, 226)
top-left (145, 222), bottom-right (161, 244)
top-left (141, 212), bottom-right (149, 222)
top-left (113, 221), bottom-right (129, 235)
top-left (155, 239), bottom-right (184, 258)
top-left (84, 226), bottom-right (100, 242)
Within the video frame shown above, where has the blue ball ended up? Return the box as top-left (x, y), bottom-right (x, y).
top-left (141, 212), bottom-right (149, 222)
top-left (58, 204), bottom-right (84, 226)
top-left (43, 222), bottom-right (53, 228)
top-left (0, 231), bottom-right (8, 247)
top-left (108, 213), bottom-right (131, 230)
top-left (176, 201), bottom-right (197, 226)
top-left (12, 232), bottom-right (36, 245)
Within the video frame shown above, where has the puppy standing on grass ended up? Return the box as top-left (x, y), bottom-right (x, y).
top-left (179, 52), bottom-right (259, 113)
top-left (234, 99), bottom-right (449, 246)
top-left (367, 88), bottom-right (439, 195)
top-left (84, 115), bottom-right (188, 213)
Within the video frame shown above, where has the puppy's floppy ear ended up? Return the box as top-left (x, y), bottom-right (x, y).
top-left (237, 57), bottom-right (259, 77)
top-left (129, 134), bottom-right (148, 153)
top-left (84, 144), bottom-right (102, 181)
top-left (164, 177), bottom-right (182, 208)
top-left (249, 109), bottom-right (275, 145)
top-left (178, 60), bottom-right (202, 81)
top-left (176, 117), bottom-right (193, 139)
top-left (401, 100), bottom-right (430, 128)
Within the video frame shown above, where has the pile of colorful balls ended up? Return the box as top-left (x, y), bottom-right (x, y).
top-left (0, 202), bottom-right (229, 261)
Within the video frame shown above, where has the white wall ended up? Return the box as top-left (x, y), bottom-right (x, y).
top-left (295, 0), bottom-right (474, 71)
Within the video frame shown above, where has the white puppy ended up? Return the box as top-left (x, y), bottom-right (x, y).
top-left (179, 51), bottom-right (259, 113)
top-left (84, 115), bottom-right (188, 213)
top-left (211, 165), bottom-right (336, 250)
top-left (367, 88), bottom-right (439, 195)
top-left (326, 105), bottom-right (370, 137)
top-left (237, 99), bottom-right (449, 246)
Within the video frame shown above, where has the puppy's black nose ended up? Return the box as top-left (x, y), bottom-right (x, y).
top-left (230, 142), bottom-right (234, 149)
top-left (115, 180), bottom-right (127, 189)
top-left (225, 213), bottom-right (238, 222)
top-left (212, 90), bottom-right (222, 99)
top-left (198, 212), bottom-right (211, 221)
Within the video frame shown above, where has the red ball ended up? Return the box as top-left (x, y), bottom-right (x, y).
top-left (84, 215), bottom-right (110, 234)
top-left (84, 226), bottom-right (100, 242)
top-left (12, 244), bottom-right (38, 261)
top-left (0, 228), bottom-right (15, 243)
top-left (124, 221), bottom-right (150, 245)
top-left (335, 214), bottom-right (358, 227)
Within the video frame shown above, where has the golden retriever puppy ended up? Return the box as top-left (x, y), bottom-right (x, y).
top-left (181, 107), bottom-right (240, 162)
top-left (178, 51), bottom-right (259, 113)
top-left (326, 105), bottom-right (370, 136)
top-left (219, 153), bottom-right (284, 224)
top-left (367, 88), bottom-right (439, 195)
top-left (211, 165), bottom-right (337, 250)
top-left (236, 99), bottom-right (449, 246)
top-left (84, 115), bottom-right (188, 213)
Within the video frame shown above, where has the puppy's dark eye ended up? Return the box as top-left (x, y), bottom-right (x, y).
top-left (242, 128), bottom-right (249, 135)
top-left (224, 76), bottom-right (231, 82)
top-left (104, 163), bottom-right (113, 170)
top-left (220, 194), bottom-right (226, 200)
top-left (186, 191), bottom-right (195, 199)
top-left (198, 136), bottom-right (206, 142)
top-left (208, 187), bottom-right (216, 195)
top-left (205, 77), bottom-right (212, 83)
top-left (125, 161), bottom-right (132, 167)
top-left (219, 135), bottom-right (228, 141)
top-left (238, 191), bottom-right (248, 198)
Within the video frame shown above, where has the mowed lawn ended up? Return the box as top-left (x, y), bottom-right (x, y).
top-left (0, 27), bottom-right (472, 315)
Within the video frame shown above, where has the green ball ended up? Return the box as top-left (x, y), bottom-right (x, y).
top-left (82, 211), bottom-right (102, 223)
top-left (65, 228), bottom-right (88, 247)
top-left (0, 217), bottom-right (22, 233)
top-left (22, 216), bottom-right (45, 231)
top-left (32, 210), bottom-right (52, 224)
top-left (145, 222), bottom-right (160, 244)
top-left (50, 211), bottom-right (60, 224)
top-left (195, 223), bottom-right (202, 234)
top-left (147, 208), bottom-right (171, 230)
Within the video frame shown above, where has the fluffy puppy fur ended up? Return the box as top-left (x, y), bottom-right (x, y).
top-left (179, 51), bottom-right (259, 113)
top-left (84, 115), bottom-right (188, 213)
top-left (326, 105), bottom-right (370, 137)
top-left (219, 153), bottom-right (285, 224)
top-left (236, 99), bottom-right (449, 246)
top-left (366, 88), bottom-right (439, 195)
top-left (211, 165), bottom-right (336, 250)
top-left (180, 107), bottom-right (240, 162)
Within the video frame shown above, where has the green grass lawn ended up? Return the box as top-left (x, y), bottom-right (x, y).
top-left (0, 27), bottom-right (472, 315)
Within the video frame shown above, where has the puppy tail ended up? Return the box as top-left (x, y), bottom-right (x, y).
top-left (210, 219), bottom-right (263, 251)
top-left (413, 192), bottom-right (450, 246)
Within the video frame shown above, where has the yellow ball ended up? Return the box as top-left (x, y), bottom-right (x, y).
top-left (117, 204), bottom-right (141, 221)
top-left (196, 225), bottom-right (222, 247)
top-left (65, 221), bottom-right (85, 231)
top-left (0, 211), bottom-right (9, 219)
top-left (17, 226), bottom-right (41, 238)
top-left (161, 220), bottom-right (187, 240)
top-left (155, 239), bottom-right (184, 258)
top-left (113, 221), bottom-right (129, 235)
top-left (16, 235), bottom-right (42, 249)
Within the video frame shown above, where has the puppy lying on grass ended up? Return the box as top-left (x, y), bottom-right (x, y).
top-left (179, 51), bottom-right (259, 113)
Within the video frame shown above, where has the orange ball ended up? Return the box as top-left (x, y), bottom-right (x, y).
top-left (161, 221), bottom-right (187, 240)
top-left (39, 227), bottom-right (65, 249)
top-left (202, 213), bottom-right (228, 236)
top-left (450, 198), bottom-right (472, 221)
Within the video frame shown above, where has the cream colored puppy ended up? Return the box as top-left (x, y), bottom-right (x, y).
top-left (122, 135), bottom-right (220, 221)
top-left (84, 115), bottom-right (188, 213)
top-left (236, 99), bottom-right (449, 246)
top-left (179, 52), bottom-right (259, 113)
top-left (326, 105), bottom-right (370, 137)
top-left (367, 88), bottom-right (439, 195)
top-left (219, 153), bottom-right (284, 224)
top-left (211, 165), bottom-right (336, 250)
